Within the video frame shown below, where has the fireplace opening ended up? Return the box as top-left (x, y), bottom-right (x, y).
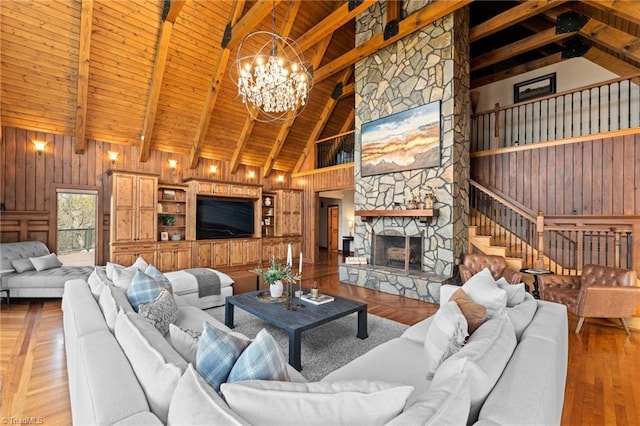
top-left (373, 233), bottom-right (423, 272)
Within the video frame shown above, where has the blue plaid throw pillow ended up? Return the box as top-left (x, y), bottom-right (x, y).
top-left (196, 323), bottom-right (250, 392)
top-left (145, 264), bottom-right (173, 291)
top-left (126, 270), bottom-right (163, 311)
top-left (228, 328), bottom-right (290, 383)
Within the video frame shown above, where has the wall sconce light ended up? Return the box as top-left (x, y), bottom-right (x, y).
top-left (209, 165), bottom-right (218, 174)
top-left (248, 170), bottom-right (256, 179)
top-left (348, 219), bottom-right (354, 236)
top-left (168, 159), bottom-right (178, 169)
top-left (277, 174), bottom-right (284, 183)
top-left (33, 140), bottom-right (47, 155)
top-left (107, 151), bottom-right (119, 164)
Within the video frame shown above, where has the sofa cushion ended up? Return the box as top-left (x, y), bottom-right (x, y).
top-left (169, 324), bottom-right (200, 366)
top-left (11, 258), bottom-right (35, 273)
top-left (434, 314), bottom-right (517, 423)
top-left (112, 266), bottom-right (139, 290)
top-left (462, 268), bottom-right (508, 316)
top-left (424, 301), bottom-right (468, 378)
top-left (438, 284), bottom-right (459, 305)
top-left (322, 337), bottom-right (432, 407)
top-left (450, 288), bottom-right (486, 334)
top-left (495, 277), bottom-right (526, 307)
top-left (386, 371), bottom-right (471, 426)
top-left (127, 271), bottom-right (163, 311)
top-left (138, 289), bottom-right (178, 336)
top-left (221, 380), bottom-right (414, 426)
top-left (400, 316), bottom-right (434, 345)
top-left (505, 292), bottom-right (538, 341)
top-left (99, 285), bottom-right (119, 332)
top-left (114, 310), bottom-right (185, 423)
top-left (30, 253), bottom-right (63, 271)
top-left (168, 364), bottom-right (250, 426)
top-left (62, 279), bottom-right (110, 338)
top-left (196, 322), bottom-right (251, 392)
top-left (227, 328), bottom-right (290, 383)
top-left (75, 330), bottom-right (152, 425)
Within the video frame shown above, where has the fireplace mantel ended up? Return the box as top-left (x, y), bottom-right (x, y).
top-left (355, 209), bottom-right (438, 224)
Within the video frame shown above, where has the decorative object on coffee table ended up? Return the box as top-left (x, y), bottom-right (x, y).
top-left (254, 257), bottom-right (300, 299)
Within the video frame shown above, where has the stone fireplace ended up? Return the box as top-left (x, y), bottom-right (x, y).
top-left (373, 231), bottom-right (423, 272)
top-left (338, 3), bottom-right (470, 303)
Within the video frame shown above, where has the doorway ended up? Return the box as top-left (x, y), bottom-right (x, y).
top-left (56, 189), bottom-right (98, 266)
top-left (327, 205), bottom-right (339, 253)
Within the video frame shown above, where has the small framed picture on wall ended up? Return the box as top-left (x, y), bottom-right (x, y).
top-left (160, 231), bottom-right (169, 241)
top-left (514, 73), bottom-right (556, 103)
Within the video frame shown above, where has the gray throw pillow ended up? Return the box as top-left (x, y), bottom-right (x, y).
top-left (138, 289), bottom-right (179, 336)
top-left (30, 253), bottom-right (63, 271)
top-left (11, 258), bottom-right (35, 273)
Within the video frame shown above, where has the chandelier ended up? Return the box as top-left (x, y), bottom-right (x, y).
top-left (234, 5), bottom-right (313, 122)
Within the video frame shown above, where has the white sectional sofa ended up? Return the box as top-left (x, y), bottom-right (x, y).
top-left (62, 270), bottom-right (568, 425)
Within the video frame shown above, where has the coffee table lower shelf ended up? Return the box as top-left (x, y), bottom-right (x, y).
top-left (224, 289), bottom-right (368, 371)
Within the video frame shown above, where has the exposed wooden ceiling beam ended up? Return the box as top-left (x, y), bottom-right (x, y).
top-left (139, 0), bottom-right (186, 162)
top-left (262, 35), bottom-right (333, 177)
top-left (74, 0), bottom-right (93, 155)
top-left (471, 52), bottom-right (564, 89)
top-left (295, 0), bottom-right (376, 52)
top-left (584, 47), bottom-right (640, 79)
top-left (230, 1), bottom-right (301, 174)
top-left (293, 68), bottom-right (353, 174)
top-left (469, 0), bottom-right (565, 42)
top-left (314, 0), bottom-right (471, 84)
top-left (581, 1), bottom-right (640, 27)
top-left (471, 26), bottom-right (575, 72)
top-left (189, 0), bottom-right (275, 168)
top-left (340, 109), bottom-right (355, 134)
top-left (579, 17), bottom-right (640, 64)
top-left (340, 83), bottom-right (355, 98)
top-left (386, 1), bottom-right (402, 23)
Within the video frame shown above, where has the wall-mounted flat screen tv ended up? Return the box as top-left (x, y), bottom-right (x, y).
top-left (196, 196), bottom-right (254, 239)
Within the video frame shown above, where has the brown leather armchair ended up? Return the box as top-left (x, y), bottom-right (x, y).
top-left (538, 264), bottom-right (640, 334)
top-left (459, 254), bottom-right (522, 284)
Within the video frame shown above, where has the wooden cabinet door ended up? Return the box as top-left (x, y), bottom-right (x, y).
top-left (289, 190), bottom-right (302, 214)
top-left (136, 176), bottom-right (157, 241)
top-left (175, 245), bottom-right (191, 270)
top-left (289, 212), bottom-right (302, 236)
top-left (194, 241), bottom-right (212, 268)
top-left (213, 240), bottom-right (230, 267)
top-left (157, 248), bottom-right (174, 272)
top-left (111, 174), bottom-right (136, 243)
top-left (229, 240), bottom-right (244, 266)
top-left (244, 239), bottom-right (260, 265)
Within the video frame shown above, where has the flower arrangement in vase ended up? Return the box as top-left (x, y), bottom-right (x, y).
top-left (254, 258), bottom-right (300, 298)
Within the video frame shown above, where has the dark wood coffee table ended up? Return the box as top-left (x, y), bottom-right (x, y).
top-left (225, 289), bottom-right (368, 371)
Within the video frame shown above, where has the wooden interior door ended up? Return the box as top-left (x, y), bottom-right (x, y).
top-left (328, 205), bottom-right (339, 252)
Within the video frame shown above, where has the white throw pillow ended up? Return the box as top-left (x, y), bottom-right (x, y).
top-left (168, 364), bottom-right (249, 426)
top-left (131, 256), bottom-right (149, 272)
top-left (424, 301), bottom-right (468, 379)
top-left (114, 310), bottom-right (185, 423)
top-left (221, 380), bottom-right (414, 426)
top-left (462, 268), bottom-right (508, 317)
top-left (11, 258), bottom-right (35, 273)
top-left (87, 269), bottom-right (105, 300)
top-left (495, 278), bottom-right (526, 307)
top-left (29, 253), bottom-right (62, 271)
top-left (169, 324), bottom-right (201, 366)
top-left (112, 266), bottom-right (138, 290)
top-left (505, 292), bottom-right (538, 340)
top-left (438, 284), bottom-right (460, 304)
top-left (106, 261), bottom-right (123, 280)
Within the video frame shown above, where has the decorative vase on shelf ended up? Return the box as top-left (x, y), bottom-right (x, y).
top-left (270, 280), bottom-right (283, 298)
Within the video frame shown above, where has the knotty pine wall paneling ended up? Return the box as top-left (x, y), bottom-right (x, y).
top-left (0, 125), bottom-right (267, 263)
top-left (471, 133), bottom-right (640, 216)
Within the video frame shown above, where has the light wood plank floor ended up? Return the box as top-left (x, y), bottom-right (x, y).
top-left (1, 252), bottom-right (639, 425)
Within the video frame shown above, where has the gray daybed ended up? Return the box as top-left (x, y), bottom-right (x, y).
top-left (0, 241), bottom-right (94, 303)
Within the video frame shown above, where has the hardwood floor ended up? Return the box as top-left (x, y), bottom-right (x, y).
top-left (1, 252), bottom-right (638, 425)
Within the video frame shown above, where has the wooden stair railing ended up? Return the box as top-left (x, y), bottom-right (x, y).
top-left (470, 181), bottom-right (640, 276)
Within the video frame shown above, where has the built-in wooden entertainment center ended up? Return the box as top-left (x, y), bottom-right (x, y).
top-left (107, 171), bottom-right (302, 272)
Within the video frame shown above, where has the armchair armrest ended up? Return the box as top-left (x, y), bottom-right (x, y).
top-left (537, 274), bottom-right (581, 301)
top-left (459, 264), bottom-right (473, 284)
top-left (576, 285), bottom-right (640, 317)
top-left (501, 268), bottom-right (522, 284)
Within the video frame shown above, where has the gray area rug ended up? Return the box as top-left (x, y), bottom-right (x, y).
top-left (205, 306), bottom-right (408, 382)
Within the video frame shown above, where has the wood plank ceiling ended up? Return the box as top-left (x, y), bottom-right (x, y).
top-left (1, 0), bottom-right (638, 176)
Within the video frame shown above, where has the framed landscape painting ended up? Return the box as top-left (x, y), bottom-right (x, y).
top-left (360, 101), bottom-right (441, 177)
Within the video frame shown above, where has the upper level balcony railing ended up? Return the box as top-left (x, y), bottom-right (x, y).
top-left (316, 130), bottom-right (355, 169)
top-left (471, 72), bottom-right (640, 152)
